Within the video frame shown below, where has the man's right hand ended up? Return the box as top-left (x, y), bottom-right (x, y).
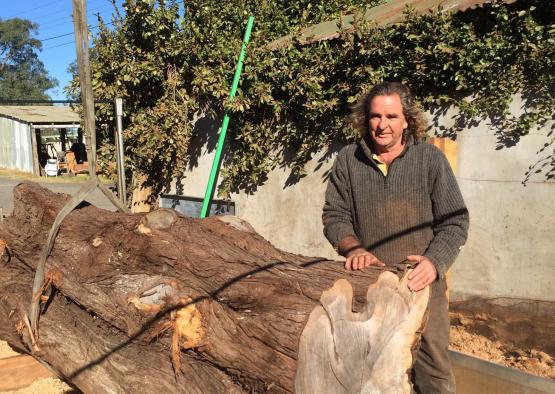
top-left (345, 248), bottom-right (385, 270)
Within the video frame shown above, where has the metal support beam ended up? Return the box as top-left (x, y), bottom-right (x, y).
top-left (114, 98), bottom-right (127, 205)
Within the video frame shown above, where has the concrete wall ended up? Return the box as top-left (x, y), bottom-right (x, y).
top-left (0, 117), bottom-right (33, 173)
top-left (170, 109), bottom-right (555, 302)
top-left (451, 122), bottom-right (555, 302)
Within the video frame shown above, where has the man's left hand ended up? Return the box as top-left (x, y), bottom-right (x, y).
top-left (406, 255), bottom-right (437, 292)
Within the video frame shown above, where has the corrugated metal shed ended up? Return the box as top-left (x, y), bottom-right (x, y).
top-left (267, 0), bottom-right (518, 49)
top-left (0, 117), bottom-right (33, 173)
top-left (0, 106), bottom-right (80, 125)
top-left (0, 106), bottom-right (81, 174)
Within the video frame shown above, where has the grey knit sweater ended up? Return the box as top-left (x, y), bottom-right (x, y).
top-left (322, 137), bottom-right (469, 294)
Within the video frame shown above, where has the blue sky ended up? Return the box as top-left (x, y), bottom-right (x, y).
top-left (1, 0), bottom-right (124, 100)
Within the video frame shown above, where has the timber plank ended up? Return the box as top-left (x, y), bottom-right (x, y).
top-left (0, 355), bottom-right (54, 391)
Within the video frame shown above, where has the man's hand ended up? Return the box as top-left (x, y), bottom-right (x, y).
top-left (345, 248), bottom-right (385, 270)
top-left (407, 255), bottom-right (437, 292)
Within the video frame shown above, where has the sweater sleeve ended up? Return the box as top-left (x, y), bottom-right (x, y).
top-left (423, 149), bottom-right (469, 279)
top-left (322, 151), bottom-right (358, 250)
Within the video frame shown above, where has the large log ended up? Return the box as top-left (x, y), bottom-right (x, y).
top-left (0, 182), bottom-right (429, 393)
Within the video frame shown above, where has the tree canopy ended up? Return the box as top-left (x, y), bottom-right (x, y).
top-left (0, 18), bottom-right (57, 100)
top-left (74, 0), bottom-right (554, 199)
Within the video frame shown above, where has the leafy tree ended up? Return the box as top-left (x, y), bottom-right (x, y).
top-left (75, 0), bottom-right (554, 200)
top-left (0, 18), bottom-right (57, 100)
top-left (68, 0), bottom-right (378, 198)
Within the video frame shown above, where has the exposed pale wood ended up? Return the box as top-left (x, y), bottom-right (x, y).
top-left (131, 172), bottom-right (153, 212)
top-left (296, 273), bottom-right (429, 394)
top-left (0, 355), bottom-right (54, 391)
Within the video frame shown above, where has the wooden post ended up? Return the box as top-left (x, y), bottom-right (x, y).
top-left (428, 137), bottom-right (458, 302)
top-left (131, 173), bottom-right (152, 213)
top-left (72, 0), bottom-right (96, 177)
top-left (30, 126), bottom-right (40, 176)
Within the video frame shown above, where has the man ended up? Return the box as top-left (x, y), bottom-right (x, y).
top-left (322, 82), bottom-right (469, 394)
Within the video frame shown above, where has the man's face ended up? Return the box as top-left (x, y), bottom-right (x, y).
top-left (368, 94), bottom-right (408, 152)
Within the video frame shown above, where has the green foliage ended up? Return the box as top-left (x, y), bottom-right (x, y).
top-left (0, 18), bottom-right (57, 100)
top-left (77, 0), bottom-right (554, 197)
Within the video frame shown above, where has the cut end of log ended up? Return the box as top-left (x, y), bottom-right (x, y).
top-left (295, 271), bottom-right (429, 394)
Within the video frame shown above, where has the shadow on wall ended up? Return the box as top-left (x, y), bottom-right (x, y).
top-left (179, 115), bottom-right (346, 196)
top-left (172, 116), bottom-right (221, 197)
top-left (428, 95), bottom-right (555, 186)
top-left (281, 141), bottom-right (344, 189)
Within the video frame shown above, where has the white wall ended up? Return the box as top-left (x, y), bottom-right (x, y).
top-left (452, 123), bottom-right (554, 302)
top-left (170, 109), bottom-right (555, 302)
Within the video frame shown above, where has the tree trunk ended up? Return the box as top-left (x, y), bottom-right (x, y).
top-left (0, 182), bottom-right (429, 393)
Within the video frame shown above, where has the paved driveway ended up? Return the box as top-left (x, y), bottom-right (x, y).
top-left (0, 177), bottom-right (117, 216)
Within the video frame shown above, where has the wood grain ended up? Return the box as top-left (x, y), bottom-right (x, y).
top-left (0, 355), bottom-right (54, 391)
top-left (296, 273), bottom-right (429, 393)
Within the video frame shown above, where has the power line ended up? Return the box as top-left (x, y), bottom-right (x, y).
top-left (41, 22), bottom-right (114, 44)
top-left (37, 4), bottom-right (115, 31)
top-left (44, 40), bottom-right (76, 50)
top-left (6, 0), bottom-right (107, 22)
top-left (5, 0), bottom-right (63, 20)
top-left (41, 32), bottom-right (75, 42)
top-left (0, 99), bottom-right (113, 104)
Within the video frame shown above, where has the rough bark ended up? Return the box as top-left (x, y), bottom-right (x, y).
top-left (0, 182), bottom-right (429, 393)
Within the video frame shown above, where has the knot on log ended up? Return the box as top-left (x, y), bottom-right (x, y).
top-left (215, 215), bottom-right (256, 233)
top-left (295, 271), bottom-right (429, 394)
top-left (135, 209), bottom-right (180, 236)
top-left (127, 278), bottom-right (180, 313)
top-left (126, 278), bottom-right (207, 350)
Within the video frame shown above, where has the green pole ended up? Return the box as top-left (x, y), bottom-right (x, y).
top-left (200, 16), bottom-right (254, 218)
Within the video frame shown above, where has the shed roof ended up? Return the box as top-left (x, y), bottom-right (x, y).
top-left (267, 0), bottom-right (518, 50)
top-left (0, 106), bottom-right (81, 125)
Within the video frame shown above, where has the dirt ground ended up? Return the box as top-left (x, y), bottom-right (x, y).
top-left (450, 321), bottom-right (555, 379)
top-left (449, 297), bottom-right (555, 380)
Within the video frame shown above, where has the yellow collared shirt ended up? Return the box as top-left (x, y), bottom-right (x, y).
top-left (372, 153), bottom-right (388, 176)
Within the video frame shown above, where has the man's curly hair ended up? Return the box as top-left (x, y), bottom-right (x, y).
top-left (350, 82), bottom-right (427, 141)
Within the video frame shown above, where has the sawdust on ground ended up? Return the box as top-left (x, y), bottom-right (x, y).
top-left (450, 324), bottom-right (555, 379)
top-left (0, 341), bottom-right (73, 394)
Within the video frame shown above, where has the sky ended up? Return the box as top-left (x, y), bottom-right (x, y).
top-left (1, 0), bottom-right (124, 100)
